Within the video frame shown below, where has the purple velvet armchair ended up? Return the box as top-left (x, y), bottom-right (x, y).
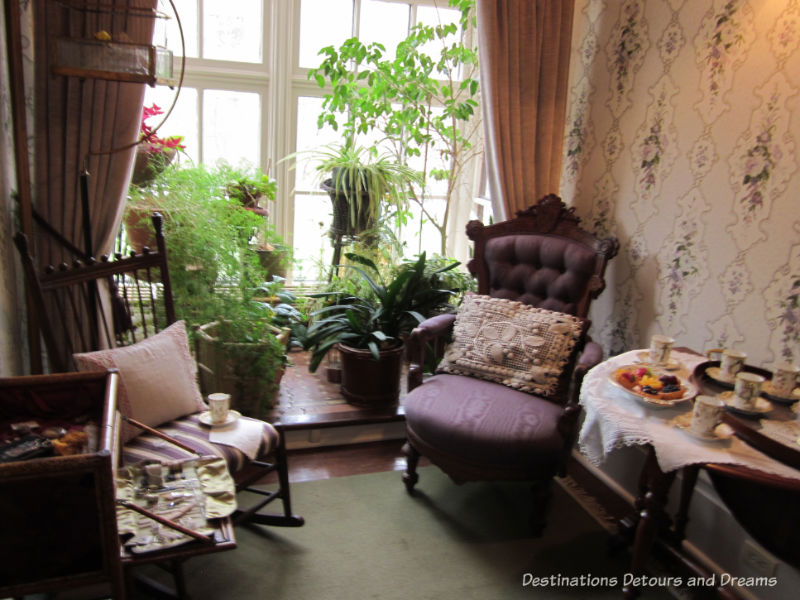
top-left (402, 194), bottom-right (618, 534)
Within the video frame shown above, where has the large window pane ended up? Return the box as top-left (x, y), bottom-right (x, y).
top-left (359, 1), bottom-right (409, 60)
top-left (202, 90), bottom-right (261, 166)
top-left (292, 194), bottom-right (333, 284)
top-left (295, 96), bottom-right (340, 190)
top-left (299, 0), bottom-right (354, 69)
top-left (203, 0), bottom-right (263, 63)
top-left (143, 86), bottom-right (200, 165)
top-left (156, 0), bottom-right (198, 58)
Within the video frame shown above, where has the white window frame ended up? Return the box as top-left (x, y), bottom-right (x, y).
top-left (161, 0), bottom-right (479, 284)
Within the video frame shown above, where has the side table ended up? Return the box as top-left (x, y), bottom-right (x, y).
top-left (578, 348), bottom-right (800, 598)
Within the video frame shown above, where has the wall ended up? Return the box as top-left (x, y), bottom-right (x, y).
top-left (563, 0), bottom-right (799, 368)
top-left (562, 1), bottom-right (800, 597)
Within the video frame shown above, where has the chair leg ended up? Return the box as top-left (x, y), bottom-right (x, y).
top-left (530, 479), bottom-right (553, 537)
top-left (402, 441), bottom-right (420, 494)
top-left (235, 430), bottom-right (304, 528)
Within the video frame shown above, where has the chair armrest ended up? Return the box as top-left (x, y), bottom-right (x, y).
top-left (575, 339), bottom-right (604, 375)
top-left (406, 313), bottom-right (456, 392)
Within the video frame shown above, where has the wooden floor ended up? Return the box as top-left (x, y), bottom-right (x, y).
top-left (275, 349), bottom-right (424, 482)
top-left (285, 439), bottom-right (421, 483)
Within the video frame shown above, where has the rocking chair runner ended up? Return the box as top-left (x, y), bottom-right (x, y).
top-left (14, 213), bottom-right (303, 529)
top-left (402, 194), bottom-right (619, 534)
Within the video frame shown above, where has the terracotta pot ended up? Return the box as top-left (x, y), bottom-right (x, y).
top-left (337, 341), bottom-right (404, 406)
top-left (131, 147), bottom-right (176, 186)
top-left (123, 206), bottom-right (160, 253)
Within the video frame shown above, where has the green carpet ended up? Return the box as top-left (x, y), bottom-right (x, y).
top-left (131, 467), bottom-right (676, 599)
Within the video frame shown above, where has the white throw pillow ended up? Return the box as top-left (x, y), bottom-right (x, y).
top-left (437, 294), bottom-right (585, 397)
top-left (74, 320), bottom-right (205, 443)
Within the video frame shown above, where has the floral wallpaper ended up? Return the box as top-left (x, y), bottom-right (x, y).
top-left (562, 0), bottom-right (800, 370)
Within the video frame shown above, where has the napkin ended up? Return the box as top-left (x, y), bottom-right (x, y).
top-left (209, 417), bottom-right (264, 460)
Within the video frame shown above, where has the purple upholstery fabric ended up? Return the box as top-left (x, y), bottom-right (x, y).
top-left (484, 235), bottom-right (598, 313)
top-left (405, 374), bottom-right (564, 475)
top-left (122, 413), bottom-right (278, 475)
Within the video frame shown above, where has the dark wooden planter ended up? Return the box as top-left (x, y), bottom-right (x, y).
top-left (338, 342), bottom-right (404, 406)
top-left (321, 179), bottom-right (376, 237)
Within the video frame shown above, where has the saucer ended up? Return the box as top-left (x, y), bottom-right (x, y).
top-left (635, 351), bottom-right (682, 371)
top-left (719, 392), bottom-right (772, 417)
top-left (705, 366), bottom-right (737, 386)
top-left (199, 410), bottom-right (241, 427)
top-left (761, 382), bottom-right (800, 404)
top-left (673, 413), bottom-right (733, 443)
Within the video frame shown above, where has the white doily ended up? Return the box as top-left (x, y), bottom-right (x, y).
top-left (578, 349), bottom-right (800, 481)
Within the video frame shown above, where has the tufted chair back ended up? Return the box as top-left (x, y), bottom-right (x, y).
top-left (466, 194), bottom-right (617, 319)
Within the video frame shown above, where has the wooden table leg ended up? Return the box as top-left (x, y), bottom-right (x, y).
top-left (622, 447), bottom-right (678, 599)
top-left (672, 465), bottom-right (700, 544)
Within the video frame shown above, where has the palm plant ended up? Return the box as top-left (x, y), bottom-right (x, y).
top-left (304, 252), bottom-right (460, 372)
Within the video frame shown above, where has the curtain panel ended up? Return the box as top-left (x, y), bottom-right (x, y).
top-left (476, 0), bottom-right (574, 219)
top-left (33, 0), bottom-right (155, 266)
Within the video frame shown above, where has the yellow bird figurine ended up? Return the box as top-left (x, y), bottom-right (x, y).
top-left (95, 30), bottom-right (111, 42)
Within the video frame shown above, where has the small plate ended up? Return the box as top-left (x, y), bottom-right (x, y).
top-left (719, 392), bottom-right (773, 417)
top-left (635, 351), bottom-right (682, 371)
top-left (761, 382), bottom-right (800, 404)
top-left (674, 413), bottom-right (733, 443)
top-left (608, 366), bottom-right (696, 408)
top-left (705, 366), bottom-right (737, 386)
top-left (199, 410), bottom-right (241, 427)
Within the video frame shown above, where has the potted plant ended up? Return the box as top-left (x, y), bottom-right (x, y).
top-left (302, 252), bottom-right (460, 405)
top-left (131, 103), bottom-right (185, 187)
top-left (297, 142), bottom-right (421, 237)
top-left (121, 162), bottom-right (290, 416)
top-left (195, 297), bottom-right (289, 419)
top-left (308, 0), bottom-right (480, 254)
top-left (227, 169), bottom-right (277, 217)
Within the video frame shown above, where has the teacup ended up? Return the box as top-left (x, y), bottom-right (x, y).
top-left (208, 392), bottom-right (231, 424)
top-left (732, 372), bottom-right (764, 410)
top-left (691, 395), bottom-right (727, 436)
top-left (771, 362), bottom-right (800, 397)
top-left (649, 334), bottom-right (675, 365)
top-left (707, 348), bottom-right (747, 380)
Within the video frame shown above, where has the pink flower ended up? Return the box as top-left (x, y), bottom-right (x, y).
top-left (140, 103), bottom-right (185, 153)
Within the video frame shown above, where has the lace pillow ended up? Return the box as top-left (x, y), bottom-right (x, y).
top-left (74, 320), bottom-right (206, 443)
top-left (437, 294), bottom-right (585, 397)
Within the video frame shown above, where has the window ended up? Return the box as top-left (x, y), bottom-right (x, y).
top-left (146, 0), bottom-right (480, 285)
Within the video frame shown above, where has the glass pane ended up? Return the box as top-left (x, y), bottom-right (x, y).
top-left (294, 96), bottom-right (340, 190)
top-left (299, 0), bottom-right (354, 69)
top-left (416, 5), bottom-right (462, 79)
top-left (156, 0), bottom-right (198, 58)
top-left (292, 194), bottom-right (333, 284)
top-left (143, 86), bottom-right (199, 165)
top-left (203, 0), bottom-right (262, 63)
top-left (400, 198), bottom-right (446, 257)
top-left (359, 0), bottom-right (409, 60)
top-left (202, 90), bottom-right (261, 167)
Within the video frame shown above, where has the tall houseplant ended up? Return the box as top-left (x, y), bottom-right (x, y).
top-left (123, 162), bottom-right (289, 415)
top-left (308, 0), bottom-right (480, 254)
top-left (303, 252), bottom-right (461, 405)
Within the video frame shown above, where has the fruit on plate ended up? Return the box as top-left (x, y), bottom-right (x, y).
top-left (614, 366), bottom-right (685, 400)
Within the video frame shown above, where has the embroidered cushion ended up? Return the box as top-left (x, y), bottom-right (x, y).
top-left (437, 294), bottom-right (585, 397)
top-left (74, 320), bottom-right (206, 443)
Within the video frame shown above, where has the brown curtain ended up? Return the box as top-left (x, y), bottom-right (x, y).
top-left (476, 0), bottom-right (574, 219)
top-left (33, 0), bottom-right (156, 266)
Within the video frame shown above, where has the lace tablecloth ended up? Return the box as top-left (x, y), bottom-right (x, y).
top-left (578, 349), bottom-right (800, 481)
